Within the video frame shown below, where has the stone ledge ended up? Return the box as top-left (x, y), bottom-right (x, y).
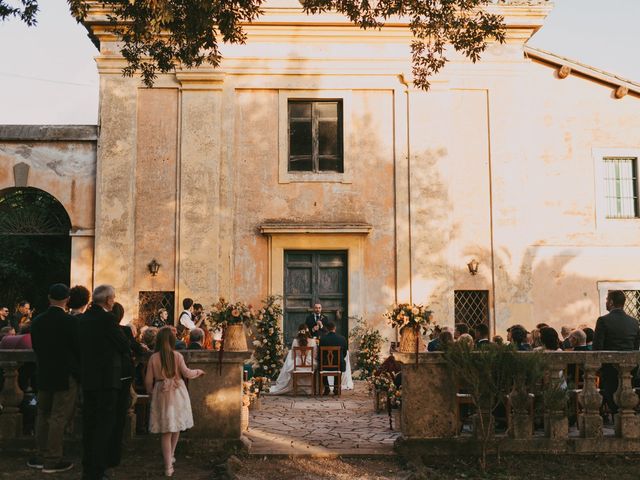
top-left (0, 125), bottom-right (98, 142)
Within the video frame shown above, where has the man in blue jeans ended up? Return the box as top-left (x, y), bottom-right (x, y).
top-left (29, 283), bottom-right (81, 473)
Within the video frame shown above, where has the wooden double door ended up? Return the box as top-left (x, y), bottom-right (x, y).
top-left (283, 250), bottom-right (348, 345)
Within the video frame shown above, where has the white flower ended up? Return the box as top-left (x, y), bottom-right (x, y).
top-left (252, 340), bottom-right (261, 347)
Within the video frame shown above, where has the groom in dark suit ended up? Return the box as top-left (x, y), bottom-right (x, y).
top-left (319, 321), bottom-right (348, 396)
top-left (305, 303), bottom-right (328, 339)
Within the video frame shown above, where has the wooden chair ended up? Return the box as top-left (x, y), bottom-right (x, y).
top-left (292, 346), bottom-right (315, 396)
top-left (319, 346), bottom-right (342, 396)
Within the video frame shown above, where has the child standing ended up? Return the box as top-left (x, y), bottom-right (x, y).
top-left (145, 326), bottom-right (205, 477)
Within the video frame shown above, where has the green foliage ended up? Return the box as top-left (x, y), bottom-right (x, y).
top-left (350, 317), bottom-right (385, 381)
top-left (1, 0), bottom-right (508, 89)
top-left (251, 295), bottom-right (285, 382)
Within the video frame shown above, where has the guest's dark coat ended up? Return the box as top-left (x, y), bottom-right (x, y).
top-left (593, 308), bottom-right (640, 351)
top-left (187, 342), bottom-right (203, 350)
top-left (31, 306), bottom-right (81, 391)
top-left (319, 331), bottom-right (348, 372)
top-left (78, 304), bottom-right (130, 390)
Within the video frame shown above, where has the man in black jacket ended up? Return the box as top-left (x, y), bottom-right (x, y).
top-left (305, 303), bottom-right (328, 339)
top-left (319, 321), bottom-right (348, 395)
top-left (78, 285), bottom-right (130, 480)
top-left (28, 284), bottom-right (80, 473)
top-left (593, 290), bottom-right (640, 414)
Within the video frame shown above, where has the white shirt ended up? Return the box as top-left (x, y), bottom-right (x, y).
top-left (179, 310), bottom-right (196, 330)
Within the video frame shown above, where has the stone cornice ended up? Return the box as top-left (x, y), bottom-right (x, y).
top-left (259, 222), bottom-right (372, 235)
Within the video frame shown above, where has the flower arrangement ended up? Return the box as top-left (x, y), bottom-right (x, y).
top-left (383, 303), bottom-right (434, 334)
top-left (369, 372), bottom-right (401, 429)
top-left (251, 296), bottom-right (285, 381)
top-left (208, 297), bottom-right (256, 329)
top-left (349, 318), bottom-right (385, 381)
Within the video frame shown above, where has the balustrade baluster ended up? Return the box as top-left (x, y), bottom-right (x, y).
top-left (508, 375), bottom-right (532, 439)
top-left (543, 362), bottom-right (568, 439)
top-left (614, 361), bottom-right (640, 438)
top-left (0, 361), bottom-right (25, 439)
top-left (578, 360), bottom-right (603, 438)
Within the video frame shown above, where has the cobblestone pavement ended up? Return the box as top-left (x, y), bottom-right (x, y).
top-left (246, 381), bottom-right (400, 455)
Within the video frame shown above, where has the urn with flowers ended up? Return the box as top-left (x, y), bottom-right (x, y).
top-left (208, 297), bottom-right (256, 352)
top-left (383, 303), bottom-right (434, 353)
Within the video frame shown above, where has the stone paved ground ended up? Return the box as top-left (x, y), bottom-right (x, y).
top-left (246, 380), bottom-right (400, 455)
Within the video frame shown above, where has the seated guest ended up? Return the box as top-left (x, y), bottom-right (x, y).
top-left (141, 326), bottom-right (158, 351)
top-left (474, 324), bottom-right (490, 348)
top-left (582, 327), bottom-right (594, 350)
top-left (0, 324), bottom-right (31, 349)
top-left (530, 328), bottom-right (543, 349)
top-left (435, 330), bottom-right (454, 351)
top-left (510, 326), bottom-right (531, 351)
top-left (188, 328), bottom-right (204, 350)
top-left (540, 327), bottom-right (561, 351)
top-left (150, 308), bottom-right (169, 328)
top-left (454, 323), bottom-right (469, 340)
top-left (68, 285), bottom-right (90, 316)
top-left (492, 335), bottom-right (504, 345)
top-left (377, 354), bottom-right (402, 388)
top-left (536, 323), bottom-right (549, 330)
top-left (560, 326), bottom-right (572, 350)
top-left (457, 333), bottom-right (475, 349)
top-left (319, 321), bottom-right (348, 395)
top-left (569, 329), bottom-right (589, 351)
top-left (427, 326), bottom-right (444, 352)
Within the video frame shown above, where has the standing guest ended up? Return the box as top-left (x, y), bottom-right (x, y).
top-left (583, 327), bottom-right (595, 350)
top-left (145, 327), bottom-right (205, 477)
top-left (151, 308), bottom-right (169, 328)
top-left (187, 328), bottom-right (204, 350)
top-left (593, 290), bottom-right (640, 414)
top-left (177, 298), bottom-right (203, 337)
top-left (305, 303), bottom-right (328, 339)
top-left (78, 285), bottom-right (131, 480)
top-left (560, 326), bottom-right (572, 350)
top-left (0, 305), bottom-right (9, 328)
top-left (11, 300), bottom-right (31, 331)
top-left (319, 321), bottom-right (348, 395)
top-left (69, 285), bottom-right (91, 316)
top-left (474, 324), bottom-right (490, 348)
top-left (454, 323), bottom-right (469, 340)
top-left (28, 284), bottom-right (80, 473)
top-left (536, 323), bottom-right (549, 330)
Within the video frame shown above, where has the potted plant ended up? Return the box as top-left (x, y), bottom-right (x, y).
top-left (209, 297), bottom-right (256, 352)
top-left (383, 303), bottom-right (434, 353)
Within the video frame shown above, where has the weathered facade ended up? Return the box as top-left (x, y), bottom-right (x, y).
top-left (3, 1), bottom-right (639, 340)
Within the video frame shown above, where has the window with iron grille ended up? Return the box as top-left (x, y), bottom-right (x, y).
top-left (620, 290), bottom-right (640, 319)
top-left (603, 157), bottom-right (639, 219)
top-left (138, 291), bottom-right (175, 326)
top-left (454, 290), bottom-right (490, 331)
top-left (288, 100), bottom-right (343, 173)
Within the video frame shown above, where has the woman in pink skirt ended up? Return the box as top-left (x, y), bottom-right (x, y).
top-left (145, 327), bottom-right (205, 477)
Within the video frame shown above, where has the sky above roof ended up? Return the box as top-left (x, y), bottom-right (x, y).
top-left (0, 0), bottom-right (638, 125)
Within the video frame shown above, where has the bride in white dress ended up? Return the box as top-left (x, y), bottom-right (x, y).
top-left (269, 325), bottom-right (353, 395)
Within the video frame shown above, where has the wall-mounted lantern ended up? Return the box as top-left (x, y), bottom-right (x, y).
top-left (148, 259), bottom-right (161, 277)
top-left (467, 259), bottom-right (479, 276)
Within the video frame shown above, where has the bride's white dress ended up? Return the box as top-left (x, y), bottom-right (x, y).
top-left (268, 338), bottom-right (354, 395)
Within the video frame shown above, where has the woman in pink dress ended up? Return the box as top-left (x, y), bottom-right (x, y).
top-left (145, 327), bottom-right (205, 477)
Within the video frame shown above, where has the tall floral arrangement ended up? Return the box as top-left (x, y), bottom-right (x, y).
top-left (251, 296), bottom-right (285, 382)
top-left (208, 297), bottom-right (256, 329)
top-left (349, 317), bottom-right (385, 381)
top-left (383, 303), bottom-right (433, 334)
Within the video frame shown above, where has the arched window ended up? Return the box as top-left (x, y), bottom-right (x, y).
top-left (0, 187), bottom-right (71, 235)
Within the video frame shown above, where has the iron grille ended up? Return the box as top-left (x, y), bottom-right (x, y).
top-left (0, 187), bottom-right (71, 235)
top-left (454, 290), bottom-right (490, 330)
top-left (603, 157), bottom-right (639, 219)
top-left (138, 291), bottom-right (175, 327)
top-left (622, 290), bottom-right (640, 319)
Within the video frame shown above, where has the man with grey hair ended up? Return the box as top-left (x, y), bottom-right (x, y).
top-left (560, 325), bottom-right (572, 350)
top-left (188, 327), bottom-right (204, 350)
top-left (568, 329), bottom-right (589, 351)
top-left (78, 285), bottom-right (130, 480)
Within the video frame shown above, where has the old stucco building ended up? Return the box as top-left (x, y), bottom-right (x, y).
top-left (1, 1), bottom-right (639, 342)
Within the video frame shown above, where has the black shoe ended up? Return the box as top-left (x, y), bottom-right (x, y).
top-left (43, 461), bottom-right (74, 473)
top-left (27, 457), bottom-right (44, 469)
top-left (323, 388), bottom-right (330, 395)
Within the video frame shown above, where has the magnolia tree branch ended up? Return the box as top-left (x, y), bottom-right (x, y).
top-left (2, 0), bottom-right (506, 89)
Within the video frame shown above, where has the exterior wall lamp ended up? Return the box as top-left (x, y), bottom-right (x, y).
top-left (148, 259), bottom-right (161, 276)
top-left (467, 259), bottom-right (479, 276)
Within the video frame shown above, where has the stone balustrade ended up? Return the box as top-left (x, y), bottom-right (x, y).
top-left (395, 351), bottom-right (640, 456)
top-left (0, 349), bottom-right (250, 453)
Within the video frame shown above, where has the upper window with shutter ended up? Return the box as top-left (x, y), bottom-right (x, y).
top-left (288, 100), bottom-right (343, 173)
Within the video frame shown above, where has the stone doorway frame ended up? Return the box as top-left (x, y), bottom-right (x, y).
top-left (259, 223), bottom-right (371, 334)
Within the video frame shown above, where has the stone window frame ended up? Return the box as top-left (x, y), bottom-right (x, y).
top-left (593, 148), bottom-right (640, 228)
top-left (597, 281), bottom-right (640, 316)
top-left (278, 90), bottom-right (353, 184)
